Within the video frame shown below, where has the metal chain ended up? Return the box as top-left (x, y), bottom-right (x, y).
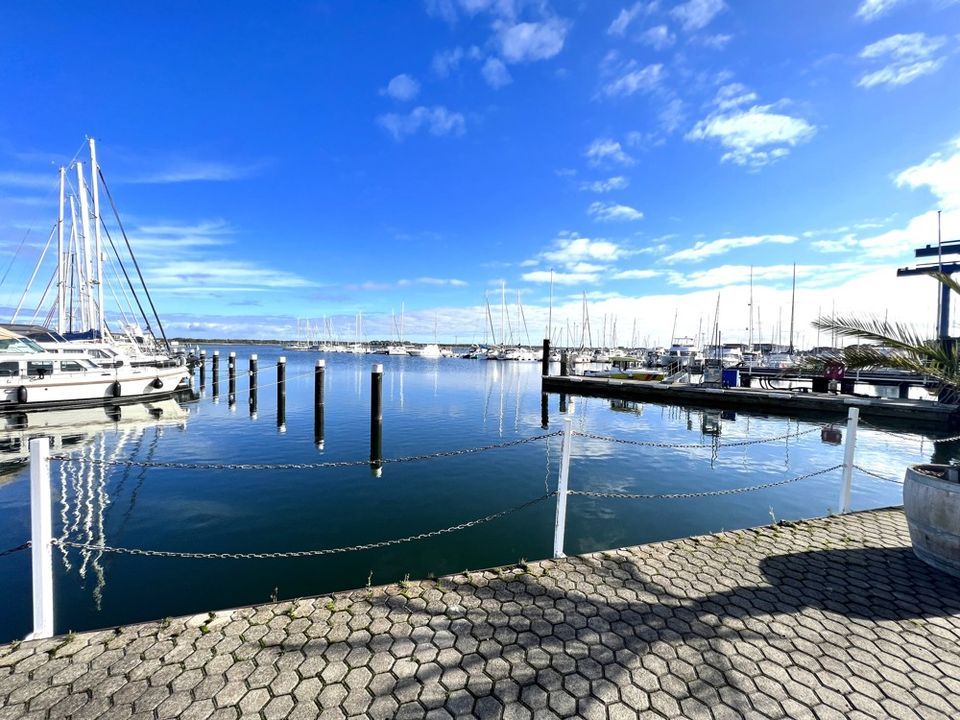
top-left (567, 464), bottom-right (843, 500)
top-left (573, 425), bottom-right (820, 449)
top-left (50, 432), bottom-right (561, 471)
top-left (856, 417), bottom-right (960, 445)
top-left (853, 464), bottom-right (903, 484)
top-left (54, 492), bottom-right (555, 560)
top-left (932, 432), bottom-right (960, 444)
top-left (0, 541), bottom-right (31, 558)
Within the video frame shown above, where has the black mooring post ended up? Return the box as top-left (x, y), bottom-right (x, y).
top-left (199, 350), bottom-right (206, 388)
top-left (228, 352), bottom-right (237, 406)
top-left (249, 354), bottom-right (258, 416)
top-left (370, 363), bottom-right (383, 474)
top-left (277, 356), bottom-right (286, 431)
top-left (212, 351), bottom-right (220, 398)
top-left (315, 359), bottom-right (325, 449)
top-left (541, 339), bottom-right (550, 377)
top-left (559, 393), bottom-right (567, 414)
top-left (560, 351), bottom-right (568, 377)
top-left (541, 392), bottom-right (549, 429)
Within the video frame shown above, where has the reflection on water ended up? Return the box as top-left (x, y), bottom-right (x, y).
top-left (0, 346), bottom-right (955, 643)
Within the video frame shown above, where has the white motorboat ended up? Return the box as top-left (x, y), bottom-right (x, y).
top-left (0, 327), bottom-right (189, 410)
top-left (667, 337), bottom-right (702, 368)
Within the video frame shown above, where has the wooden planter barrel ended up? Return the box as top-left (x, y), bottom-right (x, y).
top-left (904, 464), bottom-right (960, 578)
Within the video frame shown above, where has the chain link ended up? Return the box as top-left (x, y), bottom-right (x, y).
top-left (853, 464), bottom-right (903, 484)
top-left (0, 541), bottom-right (31, 558)
top-left (50, 432), bottom-right (561, 471)
top-left (567, 464), bottom-right (843, 500)
top-left (54, 493), bottom-right (555, 559)
top-left (573, 425), bottom-right (820, 449)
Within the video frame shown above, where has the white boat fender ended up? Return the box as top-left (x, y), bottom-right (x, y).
top-left (16, 386), bottom-right (27, 404)
top-left (152, 377), bottom-right (163, 389)
top-left (111, 381), bottom-right (122, 398)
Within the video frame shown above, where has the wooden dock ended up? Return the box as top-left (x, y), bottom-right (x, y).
top-left (542, 374), bottom-right (960, 429)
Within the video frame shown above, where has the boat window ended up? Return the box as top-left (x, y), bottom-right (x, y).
top-left (27, 361), bottom-right (54, 377)
top-left (0, 361), bottom-right (19, 377)
top-left (59, 360), bottom-right (86, 372)
top-left (0, 337), bottom-right (44, 354)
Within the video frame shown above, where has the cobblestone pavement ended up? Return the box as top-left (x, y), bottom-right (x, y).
top-left (2, 507), bottom-right (960, 719)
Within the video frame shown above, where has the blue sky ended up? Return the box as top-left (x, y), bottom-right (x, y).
top-left (1, 0), bottom-right (959, 347)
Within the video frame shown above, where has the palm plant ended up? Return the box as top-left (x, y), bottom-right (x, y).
top-left (810, 272), bottom-right (960, 392)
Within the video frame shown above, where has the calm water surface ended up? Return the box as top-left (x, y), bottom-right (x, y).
top-left (0, 344), bottom-right (950, 642)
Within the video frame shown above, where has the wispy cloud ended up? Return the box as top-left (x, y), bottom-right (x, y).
top-left (0, 171), bottom-right (58, 190)
top-left (377, 106), bottom-right (466, 140)
top-left (497, 18), bottom-right (569, 63)
top-left (482, 57), bottom-right (513, 88)
top-left (685, 85), bottom-right (816, 168)
top-left (148, 260), bottom-right (315, 291)
top-left (607, 1), bottom-right (658, 36)
top-left (855, 0), bottom-right (906, 21)
top-left (670, 0), bottom-right (726, 32)
top-left (601, 63), bottom-right (665, 99)
top-left (431, 46), bottom-right (482, 77)
top-left (579, 176), bottom-right (629, 193)
top-left (857, 33), bottom-right (946, 89)
top-left (128, 160), bottom-right (265, 184)
top-left (638, 25), bottom-right (676, 51)
top-left (895, 135), bottom-right (960, 209)
top-left (522, 269), bottom-right (598, 285)
top-left (588, 201), bottom-right (644, 222)
top-left (663, 234), bottom-right (797, 263)
top-left (584, 138), bottom-right (634, 167)
top-left (612, 269), bottom-right (659, 280)
top-left (380, 73), bottom-right (420, 101)
top-left (543, 234), bottom-right (628, 267)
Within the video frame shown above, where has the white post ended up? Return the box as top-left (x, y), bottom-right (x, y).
top-left (839, 407), bottom-right (860, 514)
top-left (27, 437), bottom-right (54, 640)
top-left (553, 404), bottom-right (574, 559)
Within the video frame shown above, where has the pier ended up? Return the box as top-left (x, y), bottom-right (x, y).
top-left (543, 374), bottom-right (960, 429)
top-left (2, 508), bottom-right (959, 719)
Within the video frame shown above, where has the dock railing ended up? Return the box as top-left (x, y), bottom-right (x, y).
top-left (9, 398), bottom-right (933, 640)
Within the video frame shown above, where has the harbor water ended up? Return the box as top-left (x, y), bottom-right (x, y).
top-left (0, 344), bottom-right (950, 643)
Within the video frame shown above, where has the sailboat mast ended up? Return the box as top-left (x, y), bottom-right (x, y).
top-left (547, 268), bottom-right (553, 341)
top-left (75, 162), bottom-right (95, 334)
top-left (501, 282), bottom-right (506, 347)
top-left (788, 263), bottom-right (796, 353)
top-left (89, 138), bottom-right (105, 338)
top-left (748, 266), bottom-right (753, 348)
top-left (57, 166), bottom-right (66, 333)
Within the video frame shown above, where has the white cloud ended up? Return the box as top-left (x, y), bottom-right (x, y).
top-left (664, 234), bottom-right (797, 263)
top-left (639, 25), bottom-right (676, 50)
top-left (811, 235), bottom-right (859, 253)
top-left (522, 270), bottom-right (599, 284)
top-left (377, 106), bottom-right (466, 140)
top-left (612, 269), bottom-right (660, 280)
top-left (659, 97), bottom-right (685, 133)
top-left (607, 2), bottom-right (657, 36)
top-left (0, 171), bottom-right (58, 190)
top-left (857, 33), bottom-right (946, 88)
top-left (686, 101), bottom-right (816, 169)
top-left (601, 63), bottom-right (665, 99)
top-left (855, 0), bottom-right (906, 21)
top-left (699, 33), bottom-right (732, 49)
top-left (713, 83), bottom-right (757, 111)
top-left (895, 136), bottom-right (960, 209)
top-left (381, 74), bottom-right (420, 101)
top-left (584, 138), bottom-right (634, 166)
top-left (579, 176), bottom-right (629, 193)
top-left (665, 263), bottom-right (861, 290)
top-left (670, 0), bottom-right (726, 32)
top-left (588, 201), bottom-right (644, 222)
top-left (482, 57), bottom-right (513, 88)
top-left (431, 46), bottom-right (482, 77)
top-left (543, 235), bottom-right (627, 266)
top-left (498, 19), bottom-right (569, 63)
top-left (412, 277), bottom-right (468, 286)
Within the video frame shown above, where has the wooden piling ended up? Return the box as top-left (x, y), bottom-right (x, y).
top-left (315, 359), bottom-right (325, 449)
top-left (560, 351), bottom-right (568, 377)
top-left (541, 339), bottom-right (550, 377)
top-left (370, 364), bottom-right (383, 473)
top-left (277, 356), bottom-right (286, 431)
top-left (541, 392), bottom-right (549, 429)
top-left (228, 351), bottom-right (237, 405)
top-left (199, 350), bottom-right (206, 388)
top-left (212, 351), bottom-right (220, 398)
top-left (249, 354), bottom-right (258, 416)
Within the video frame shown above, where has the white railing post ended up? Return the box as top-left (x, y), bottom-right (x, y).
top-left (553, 404), bottom-right (574, 559)
top-left (27, 437), bottom-right (54, 640)
top-left (839, 407), bottom-right (860, 514)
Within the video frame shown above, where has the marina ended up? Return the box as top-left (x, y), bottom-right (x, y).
top-left (0, 349), bottom-right (950, 645)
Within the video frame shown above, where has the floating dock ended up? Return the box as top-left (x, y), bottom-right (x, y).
top-left (543, 374), bottom-right (960, 429)
top-left (2, 509), bottom-right (959, 719)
